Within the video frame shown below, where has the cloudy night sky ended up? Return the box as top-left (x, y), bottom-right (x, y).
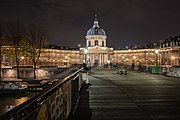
top-left (0, 0), bottom-right (180, 49)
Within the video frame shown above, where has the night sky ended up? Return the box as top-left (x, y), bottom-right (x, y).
top-left (0, 0), bottom-right (180, 49)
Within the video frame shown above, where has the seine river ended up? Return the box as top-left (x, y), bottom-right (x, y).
top-left (0, 92), bottom-right (37, 116)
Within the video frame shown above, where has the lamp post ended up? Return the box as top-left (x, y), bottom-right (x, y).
top-left (21, 56), bottom-right (24, 66)
top-left (122, 55), bottom-right (124, 69)
top-left (155, 49), bottom-right (159, 66)
top-left (171, 56), bottom-right (175, 66)
top-left (144, 51), bottom-right (147, 70)
top-left (122, 55), bottom-right (124, 65)
top-left (133, 56), bottom-right (136, 60)
top-left (107, 59), bottom-right (110, 69)
top-left (84, 48), bottom-right (88, 64)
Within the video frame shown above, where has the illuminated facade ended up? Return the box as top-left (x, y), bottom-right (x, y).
top-left (1, 20), bottom-right (180, 68)
top-left (80, 17), bottom-right (114, 66)
top-left (39, 47), bottom-right (80, 67)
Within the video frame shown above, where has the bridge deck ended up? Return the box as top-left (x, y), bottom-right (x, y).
top-left (70, 68), bottom-right (180, 120)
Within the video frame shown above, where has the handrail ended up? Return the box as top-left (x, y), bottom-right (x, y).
top-left (0, 67), bottom-right (83, 120)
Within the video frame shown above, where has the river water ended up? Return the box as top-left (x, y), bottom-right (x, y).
top-left (0, 92), bottom-right (37, 116)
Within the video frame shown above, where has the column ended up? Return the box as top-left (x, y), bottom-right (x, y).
top-left (103, 53), bottom-right (104, 65)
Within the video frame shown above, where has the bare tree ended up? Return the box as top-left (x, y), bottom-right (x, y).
top-left (7, 21), bottom-right (27, 79)
top-left (27, 24), bottom-right (47, 79)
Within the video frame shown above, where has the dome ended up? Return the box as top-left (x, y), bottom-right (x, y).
top-left (86, 19), bottom-right (106, 36)
top-left (87, 27), bottom-right (106, 36)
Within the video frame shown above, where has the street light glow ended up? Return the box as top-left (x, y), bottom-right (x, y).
top-left (21, 56), bottom-right (24, 59)
top-left (84, 48), bottom-right (88, 54)
top-left (84, 48), bottom-right (88, 64)
top-left (155, 49), bottom-right (159, 54)
top-left (155, 49), bottom-right (159, 66)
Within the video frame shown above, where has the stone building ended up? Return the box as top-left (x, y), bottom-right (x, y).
top-left (80, 17), bottom-right (113, 67)
top-left (1, 19), bottom-right (180, 68)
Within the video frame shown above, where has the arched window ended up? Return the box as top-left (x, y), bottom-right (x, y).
top-left (88, 41), bottom-right (91, 47)
top-left (102, 41), bottom-right (104, 47)
top-left (95, 40), bottom-right (98, 46)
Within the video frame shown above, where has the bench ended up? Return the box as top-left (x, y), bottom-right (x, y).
top-left (117, 69), bottom-right (127, 75)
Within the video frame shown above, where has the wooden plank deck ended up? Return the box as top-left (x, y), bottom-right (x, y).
top-left (69, 68), bottom-right (180, 120)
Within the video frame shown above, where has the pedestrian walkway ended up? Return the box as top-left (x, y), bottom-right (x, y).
top-left (70, 68), bottom-right (180, 120)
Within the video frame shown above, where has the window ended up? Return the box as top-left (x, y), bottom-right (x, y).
top-left (88, 41), bottom-right (91, 47)
top-left (102, 41), bottom-right (104, 47)
top-left (95, 40), bottom-right (98, 46)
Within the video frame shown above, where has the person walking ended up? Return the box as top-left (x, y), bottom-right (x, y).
top-left (137, 62), bottom-right (142, 73)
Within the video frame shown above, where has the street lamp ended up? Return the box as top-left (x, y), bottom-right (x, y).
top-left (133, 56), bottom-right (136, 60)
top-left (21, 56), bottom-right (24, 59)
top-left (21, 56), bottom-right (25, 66)
top-left (107, 59), bottom-right (110, 69)
top-left (64, 56), bottom-right (68, 67)
top-left (122, 55), bottom-right (124, 69)
top-left (84, 48), bottom-right (88, 64)
top-left (171, 56), bottom-right (175, 66)
top-left (155, 49), bottom-right (159, 66)
top-left (132, 56), bottom-right (136, 67)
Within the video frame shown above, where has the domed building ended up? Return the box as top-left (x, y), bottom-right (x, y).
top-left (80, 17), bottom-right (114, 67)
top-left (86, 18), bottom-right (107, 47)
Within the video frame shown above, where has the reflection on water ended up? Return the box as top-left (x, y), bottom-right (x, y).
top-left (15, 97), bottom-right (30, 106)
top-left (0, 92), bottom-right (36, 116)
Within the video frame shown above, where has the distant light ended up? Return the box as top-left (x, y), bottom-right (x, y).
top-left (133, 56), bottom-right (136, 59)
top-left (78, 44), bottom-right (81, 47)
top-left (171, 56), bottom-right (175, 60)
top-left (155, 49), bottom-right (159, 54)
top-left (21, 56), bottom-right (24, 59)
top-left (84, 48), bottom-right (88, 54)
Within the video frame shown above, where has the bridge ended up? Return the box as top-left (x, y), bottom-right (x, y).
top-left (1, 67), bottom-right (180, 120)
top-left (69, 68), bottom-right (180, 120)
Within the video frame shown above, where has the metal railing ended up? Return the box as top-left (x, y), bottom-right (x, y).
top-left (0, 67), bottom-right (84, 120)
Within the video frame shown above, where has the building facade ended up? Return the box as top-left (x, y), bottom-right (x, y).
top-left (80, 18), bottom-right (114, 67)
top-left (1, 19), bottom-right (180, 68)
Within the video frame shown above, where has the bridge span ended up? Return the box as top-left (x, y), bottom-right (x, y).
top-left (69, 68), bottom-right (180, 120)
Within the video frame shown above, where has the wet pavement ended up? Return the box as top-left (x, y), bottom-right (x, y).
top-left (71, 68), bottom-right (180, 120)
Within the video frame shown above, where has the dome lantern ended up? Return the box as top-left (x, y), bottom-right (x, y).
top-left (93, 18), bottom-right (99, 28)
